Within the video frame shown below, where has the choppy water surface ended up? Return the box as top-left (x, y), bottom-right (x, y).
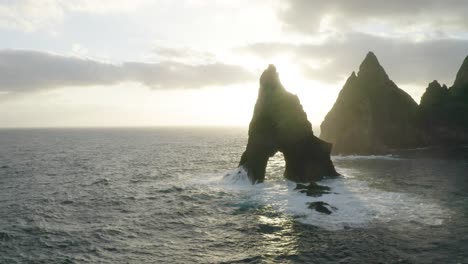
top-left (0, 128), bottom-right (467, 263)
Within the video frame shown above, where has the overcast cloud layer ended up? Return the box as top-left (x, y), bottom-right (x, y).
top-left (243, 33), bottom-right (468, 86)
top-left (280, 0), bottom-right (468, 34)
top-left (1, 1), bottom-right (468, 98)
top-left (0, 50), bottom-right (254, 94)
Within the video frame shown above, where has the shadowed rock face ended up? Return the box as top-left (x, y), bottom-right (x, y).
top-left (320, 52), bottom-right (421, 154)
top-left (451, 56), bottom-right (468, 99)
top-left (239, 65), bottom-right (338, 184)
top-left (420, 80), bottom-right (449, 107)
top-left (419, 56), bottom-right (468, 145)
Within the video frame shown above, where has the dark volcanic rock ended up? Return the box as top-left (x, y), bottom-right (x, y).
top-left (238, 65), bottom-right (338, 184)
top-left (307, 201), bottom-right (337, 215)
top-left (420, 80), bottom-right (449, 107)
top-left (295, 183), bottom-right (333, 197)
top-left (320, 52), bottom-right (421, 154)
top-left (419, 56), bottom-right (468, 145)
top-left (451, 55), bottom-right (468, 99)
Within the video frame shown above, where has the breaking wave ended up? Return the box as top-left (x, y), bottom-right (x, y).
top-left (220, 168), bottom-right (449, 231)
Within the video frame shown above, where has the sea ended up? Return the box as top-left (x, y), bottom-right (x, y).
top-left (0, 127), bottom-right (467, 264)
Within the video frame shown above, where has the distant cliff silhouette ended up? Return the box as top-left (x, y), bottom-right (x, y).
top-left (239, 65), bottom-right (338, 184)
top-left (419, 56), bottom-right (468, 145)
top-left (320, 52), bottom-right (468, 154)
top-left (238, 52), bottom-right (468, 170)
top-left (320, 52), bottom-right (421, 154)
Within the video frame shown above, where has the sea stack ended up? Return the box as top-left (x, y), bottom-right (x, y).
top-left (320, 52), bottom-right (421, 154)
top-left (238, 65), bottom-right (338, 184)
top-left (419, 56), bottom-right (468, 145)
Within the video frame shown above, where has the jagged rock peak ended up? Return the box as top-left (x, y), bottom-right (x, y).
top-left (360, 51), bottom-right (379, 68)
top-left (419, 56), bottom-right (468, 144)
top-left (346, 71), bottom-right (357, 83)
top-left (453, 55), bottom-right (468, 88)
top-left (258, 64), bottom-right (285, 96)
top-left (358, 51), bottom-right (389, 80)
top-left (426, 80), bottom-right (448, 92)
top-left (428, 80), bottom-right (442, 89)
top-left (420, 80), bottom-right (449, 107)
top-left (260, 64), bottom-right (281, 89)
top-left (320, 52), bottom-right (420, 154)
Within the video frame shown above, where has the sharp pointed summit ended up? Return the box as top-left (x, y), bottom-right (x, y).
top-left (359, 51), bottom-right (380, 69)
top-left (320, 52), bottom-right (420, 154)
top-left (357, 51), bottom-right (389, 81)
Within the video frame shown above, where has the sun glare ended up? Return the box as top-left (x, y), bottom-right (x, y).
top-left (263, 56), bottom-right (342, 128)
top-left (271, 56), bottom-right (304, 93)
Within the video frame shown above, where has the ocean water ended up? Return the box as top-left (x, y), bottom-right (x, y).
top-left (0, 128), bottom-right (467, 264)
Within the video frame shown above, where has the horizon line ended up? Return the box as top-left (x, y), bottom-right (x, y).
top-left (0, 124), bottom-right (252, 130)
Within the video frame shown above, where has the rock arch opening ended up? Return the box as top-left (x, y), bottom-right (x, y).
top-left (265, 152), bottom-right (286, 181)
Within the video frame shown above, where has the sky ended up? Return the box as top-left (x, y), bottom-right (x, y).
top-left (1, 0), bottom-right (468, 128)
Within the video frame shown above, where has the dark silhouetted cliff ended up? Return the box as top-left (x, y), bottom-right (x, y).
top-left (320, 52), bottom-right (421, 154)
top-left (239, 65), bottom-right (338, 184)
top-left (419, 56), bottom-right (468, 145)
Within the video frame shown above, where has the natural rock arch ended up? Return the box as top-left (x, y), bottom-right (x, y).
top-left (238, 65), bottom-right (338, 184)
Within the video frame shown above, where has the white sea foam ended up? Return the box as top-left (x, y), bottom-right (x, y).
top-left (221, 166), bottom-right (251, 186)
top-left (220, 168), bottom-right (449, 231)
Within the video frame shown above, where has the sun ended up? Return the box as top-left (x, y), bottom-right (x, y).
top-left (269, 56), bottom-right (305, 94)
top-left (231, 53), bottom-right (341, 129)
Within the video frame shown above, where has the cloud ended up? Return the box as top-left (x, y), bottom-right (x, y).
top-left (122, 62), bottom-right (254, 89)
top-left (0, 0), bottom-right (64, 32)
top-left (0, 50), bottom-right (254, 94)
top-left (153, 46), bottom-right (216, 64)
top-left (279, 0), bottom-right (468, 35)
top-left (0, 0), bottom-right (150, 32)
top-left (64, 0), bottom-right (150, 14)
top-left (242, 33), bottom-right (468, 86)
